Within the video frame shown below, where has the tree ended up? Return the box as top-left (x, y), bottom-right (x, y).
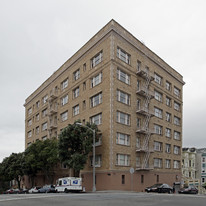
top-left (0, 153), bottom-right (25, 189)
top-left (58, 120), bottom-right (100, 177)
top-left (24, 138), bottom-right (59, 186)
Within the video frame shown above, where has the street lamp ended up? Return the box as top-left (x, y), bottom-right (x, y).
top-left (76, 122), bottom-right (96, 192)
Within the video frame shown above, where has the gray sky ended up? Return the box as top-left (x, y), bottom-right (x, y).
top-left (0, 0), bottom-right (205, 163)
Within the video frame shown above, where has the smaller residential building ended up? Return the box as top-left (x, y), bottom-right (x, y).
top-left (196, 148), bottom-right (206, 185)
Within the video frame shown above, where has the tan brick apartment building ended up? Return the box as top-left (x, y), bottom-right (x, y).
top-left (24, 20), bottom-right (185, 192)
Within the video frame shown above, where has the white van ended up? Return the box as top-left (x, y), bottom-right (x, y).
top-left (55, 177), bottom-right (82, 192)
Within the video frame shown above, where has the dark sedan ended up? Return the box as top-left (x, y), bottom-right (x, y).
top-left (145, 183), bottom-right (173, 193)
top-left (38, 185), bottom-right (56, 193)
top-left (178, 186), bottom-right (198, 194)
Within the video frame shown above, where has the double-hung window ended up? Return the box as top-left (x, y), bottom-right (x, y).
top-left (154, 158), bottom-right (162, 168)
top-left (42, 122), bottom-right (47, 131)
top-left (174, 131), bottom-right (181, 140)
top-left (61, 111), bottom-right (68, 121)
top-left (166, 81), bottom-right (171, 91)
top-left (116, 154), bottom-right (130, 166)
top-left (154, 124), bottom-right (162, 135)
top-left (165, 144), bottom-right (171, 153)
top-left (174, 116), bottom-right (181, 126)
top-left (165, 128), bottom-right (171, 138)
top-left (116, 111), bottom-right (130, 125)
top-left (174, 160), bottom-right (180, 169)
top-left (116, 133), bottom-right (130, 146)
top-left (117, 90), bottom-right (130, 105)
top-left (154, 73), bottom-right (162, 85)
top-left (91, 72), bottom-right (102, 88)
top-left (174, 87), bottom-right (180, 97)
top-left (73, 87), bottom-right (79, 98)
top-left (117, 69), bottom-right (130, 85)
top-left (174, 146), bottom-right (180, 155)
top-left (166, 96), bottom-right (171, 107)
top-left (90, 155), bottom-right (102, 167)
top-left (154, 107), bottom-right (163, 119)
top-left (154, 91), bottom-right (162, 102)
top-left (166, 112), bottom-right (171, 122)
top-left (91, 51), bottom-right (103, 68)
top-left (73, 105), bottom-right (79, 116)
top-left (90, 113), bottom-right (102, 125)
top-left (61, 95), bottom-right (68, 106)
top-left (174, 102), bottom-right (180, 111)
top-left (165, 159), bottom-right (171, 168)
top-left (117, 47), bottom-right (130, 64)
top-left (73, 69), bottom-right (80, 81)
top-left (154, 141), bottom-right (162, 152)
top-left (90, 92), bottom-right (102, 107)
top-left (61, 79), bottom-right (68, 90)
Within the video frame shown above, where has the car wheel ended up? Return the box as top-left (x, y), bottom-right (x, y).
top-left (168, 189), bottom-right (171, 194)
top-left (64, 188), bottom-right (68, 193)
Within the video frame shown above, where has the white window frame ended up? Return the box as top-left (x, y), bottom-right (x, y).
top-left (174, 116), bottom-right (181, 126)
top-left (28, 107), bottom-right (32, 115)
top-left (36, 113), bottom-right (39, 121)
top-left (174, 87), bottom-right (180, 97)
top-left (174, 131), bottom-right (181, 140)
top-left (28, 119), bottom-right (32, 126)
top-left (90, 155), bottom-right (102, 167)
top-left (165, 128), bottom-right (171, 138)
top-left (42, 122), bottom-right (47, 131)
top-left (154, 91), bottom-right (162, 102)
top-left (90, 92), bottom-right (102, 108)
top-left (61, 111), bottom-right (68, 122)
top-left (90, 113), bottom-right (102, 125)
top-left (61, 78), bottom-right (68, 90)
top-left (174, 146), bottom-right (180, 155)
top-left (36, 126), bottom-right (39, 135)
top-left (116, 111), bottom-right (130, 125)
top-left (42, 95), bottom-right (48, 104)
top-left (154, 124), bottom-right (162, 135)
top-left (91, 72), bottom-right (102, 88)
top-left (174, 102), bottom-right (180, 111)
top-left (91, 51), bottom-right (103, 68)
top-left (28, 131), bottom-right (32, 138)
top-left (116, 154), bottom-right (130, 166)
top-left (61, 94), bottom-right (68, 106)
top-left (116, 132), bottom-right (130, 146)
top-left (165, 159), bottom-right (171, 168)
top-left (166, 96), bottom-right (171, 107)
top-left (154, 107), bottom-right (163, 119)
top-left (73, 105), bottom-right (79, 116)
top-left (73, 87), bottom-right (79, 98)
top-left (166, 112), bottom-right (171, 122)
top-left (117, 47), bottom-right (130, 64)
top-left (73, 69), bottom-right (80, 81)
top-left (117, 90), bottom-right (130, 105)
top-left (117, 69), bottom-right (130, 85)
top-left (174, 160), bottom-right (180, 169)
top-left (166, 81), bottom-right (171, 91)
top-left (154, 158), bottom-right (162, 168)
top-left (154, 73), bottom-right (162, 85)
top-left (165, 144), bottom-right (171, 153)
top-left (42, 108), bottom-right (47, 117)
top-left (154, 141), bottom-right (162, 152)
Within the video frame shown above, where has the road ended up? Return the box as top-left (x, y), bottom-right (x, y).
top-left (0, 192), bottom-right (206, 206)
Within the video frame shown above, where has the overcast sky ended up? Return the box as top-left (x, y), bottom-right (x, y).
top-left (0, 0), bottom-right (206, 163)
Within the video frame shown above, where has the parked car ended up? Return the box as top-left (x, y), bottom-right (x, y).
top-left (28, 186), bottom-right (41, 193)
top-left (145, 183), bottom-right (173, 193)
top-left (18, 188), bottom-right (29, 194)
top-left (38, 185), bottom-right (56, 193)
top-left (178, 186), bottom-right (198, 194)
top-left (5, 188), bottom-right (20, 194)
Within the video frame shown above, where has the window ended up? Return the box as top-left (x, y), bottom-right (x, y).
top-left (154, 158), bottom-right (162, 168)
top-left (174, 116), bottom-right (181, 126)
top-left (36, 113), bottom-right (39, 121)
top-left (28, 119), bottom-right (32, 126)
top-left (174, 160), bottom-right (180, 169)
top-left (141, 175), bottom-right (144, 184)
top-left (95, 134), bottom-right (102, 146)
top-left (117, 69), bottom-right (130, 85)
top-left (61, 111), bottom-right (68, 121)
top-left (42, 108), bottom-right (47, 118)
top-left (166, 96), bottom-right (171, 107)
top-left (83, 81), bottom-right (86, 90)
top-left (36, 101), bottom-right (40, 108)
top-left (91, 51), bottom-right (103, 68)
top-left (90, 155), bottom-right (102, 167)
top-left (36, 126), bottom-right (40, 135)
top-left (42, 136), bottom-right (47, 141)
top-left (83, 63), bottom-right (86, 71)
top-left (137, 61), bottom-right (141, 71)
top-left (116, 111), bottom-right (130, 125)
top-left (90, 113), bottom-right (102, 125)
top-left (28, 107), bottom-right (32, 115)
top-left (117, 47), bottom-right (130, 64)
top-left (154, 141), bottom-right (162, 152)
top-left (122, 175), bottom-right (125, 184)
top-left (166, 112), bottom-right (171, 122)
top-left (117, 90), bottom-right (130, 105)
top-left (166, 81), bottom-right (171, 91)
top-left (116, 154), bottom-right (130, 166)
top-left (174, 146), bottom-right (180, 155)
top-left (28, 131), bottom-right (32, 138)
top-left (154, 124), bottom-right (162, 135)
top-left (61, 94), bottom-right (68, 106)
top-left (73, 105), bottom-right (79, 116)
top-left (42, 95), bottom-right (48, 104)
top-left (165, 128), bottom-right (171, 138)
top-left (91, 72), bottom-right (102, 88)
top-left (165, 144), bottom-right (171, 153)
top-left (73, 87), bottom-right (79, 98)
top-left (90, 92), bottom-right (102, 107)
top-left (61, 78), bottom-right (68, 90)
top-left (137, 118), bottom-right (141, 129)
top-left (136, 137), bottom-right (140, 148)
top-left (154, 73), bottom-right (162, 85)
top-left (136, 156), bottom-right (140, 167)
top-left (42, 122), bottom-right (47, 131)
top-left (73, 69), bottom-right (80, 81)
top-left (116, 132), bottom-right (130, 146)
top-left (165, 159), bottom-right (171, 168)
top-left (174, 102), bottom-right (180, 111)
top-left (154, 107), bottom-right (163, 118)
top-left (174, 131), bottom-right (181, 140)
top-left (82, 100), bottom-right (86, 110)
top-left (154, 91), bottom-right (162, 102)
top-left (174, 87), bottom-right (180, 97)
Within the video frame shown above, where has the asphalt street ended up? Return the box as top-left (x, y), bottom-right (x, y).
top-left (0, 192), bottom-right (206, 206)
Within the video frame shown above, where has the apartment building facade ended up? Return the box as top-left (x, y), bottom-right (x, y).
top-left (24, 20), bottom-right (184, 192)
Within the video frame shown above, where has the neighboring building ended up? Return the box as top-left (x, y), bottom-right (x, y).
top-left (182, 148), bottom-right (198, 186)
top-left (24, 19), bottom-right (185, 192)
top-left (196, 148), bottom-right (206, 186)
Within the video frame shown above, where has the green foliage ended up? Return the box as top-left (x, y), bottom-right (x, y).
top-left (24, 138), bottom-right (59, 185)
top-left (58, 120), bottom-right (99, 176)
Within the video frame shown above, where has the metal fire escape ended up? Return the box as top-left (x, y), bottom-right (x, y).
top-left (47, 88), bottom-right (58, 138)
top-left (136, 66), bottom-right (154, 170)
